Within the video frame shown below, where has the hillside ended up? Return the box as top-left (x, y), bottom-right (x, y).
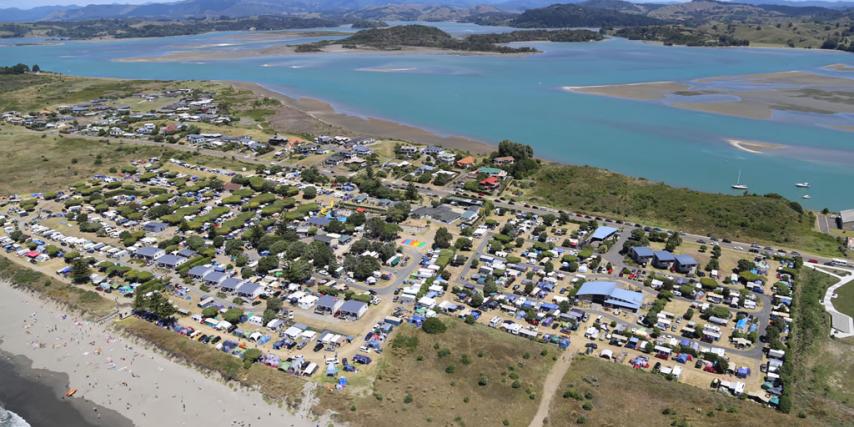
top-left (511, 3), bottom-right (665, 27)
top-left (523, 164), bottom-right (844, 256)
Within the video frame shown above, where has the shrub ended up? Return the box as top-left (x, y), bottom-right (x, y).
top-left (422, 317), bottom-right (447, 334)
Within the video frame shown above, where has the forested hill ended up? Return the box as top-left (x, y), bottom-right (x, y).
top-left (510, 3), bottom-right (665, 27)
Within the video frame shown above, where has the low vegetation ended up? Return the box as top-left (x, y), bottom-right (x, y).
top-left (782, 268), bottom-right (854, 424)
top-left (316, 319), bottom-right (555, 427)
top-left (0, 255), bottom-right (114, 318)
top-left (546, 356), bottom-right (811, 427)
top-left (524, 164), bottom-right (843, 256)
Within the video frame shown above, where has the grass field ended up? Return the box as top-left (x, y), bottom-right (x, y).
top-left (115, 317), bottom-right (306, 409)
top-left (523, 164), bottom-right (844, 258)
top-left (316, 319), bottom-right (556, 427)
top-left (0, 127), bottom-right (253, 195)
top-left (545, 356), bottom-right (812, 427)
top-left (833, 278), bottom-right (854, 318)
top-left (786, 269), bottom-right (854, 424)
top-left (0, 254), bottom-right (115, 318)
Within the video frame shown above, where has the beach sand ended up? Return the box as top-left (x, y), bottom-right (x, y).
top-left (233, 81), bottom-right (495, 154)
top-left (0, 281), bottom-right (335, 427)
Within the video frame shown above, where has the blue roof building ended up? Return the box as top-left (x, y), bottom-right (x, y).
top-left (652, 251), bottom-right (676, 269)
top-left (630, 246), bottom-right (655, 263)
top-left (576, 281), bottom-right (644, 312)
top-left (590, 226), bottom-right (618, 241)
top-left (674, 254), bottom-right (699, 273)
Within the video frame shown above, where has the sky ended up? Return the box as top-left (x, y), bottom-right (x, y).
top-left (0, 0), bottom-right (844, 9)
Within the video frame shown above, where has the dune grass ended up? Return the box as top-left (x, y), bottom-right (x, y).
top-left (315, 319), bottom-right (556, 427)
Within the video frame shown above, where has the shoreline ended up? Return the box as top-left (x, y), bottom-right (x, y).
top-left (0, 280), bottom-right (335, 427)
top-left (232, 81), bottom-right (496, 154)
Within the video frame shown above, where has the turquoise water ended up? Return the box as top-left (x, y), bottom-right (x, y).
top-left (2, 23), bottom-right (853, 209)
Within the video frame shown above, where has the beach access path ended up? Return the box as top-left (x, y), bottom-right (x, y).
top-left (0, 281), bottom-right (334, 427)
top-left (807, 264), bottom-right (854, 338)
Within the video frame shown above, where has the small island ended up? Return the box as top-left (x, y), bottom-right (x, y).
top-left (296, 25), bottom-right (603, 54)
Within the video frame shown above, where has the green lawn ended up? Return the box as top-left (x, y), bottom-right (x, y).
top-left (833, 279), bottom-right (854, 319)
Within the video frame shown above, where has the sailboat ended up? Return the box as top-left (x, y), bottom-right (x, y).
top-left (795, 182), bottom-right (810, 188)
top-left (731, 170), bottom-right (748, 190)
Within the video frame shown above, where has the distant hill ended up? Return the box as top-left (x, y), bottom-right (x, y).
top-left (511, 3), bottom-right (665, 27)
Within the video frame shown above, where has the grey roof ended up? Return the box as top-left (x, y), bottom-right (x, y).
top-left (631, 247), bottom-right (654, 258)
top-left (317, 295), bottom-right (340, 310)
top-left (177, 248), bottom-right (196, 258)
top-left (135, 246), bottom-right (162, 258)
top-left (841, 209), bottom-right (854, 224)
top-left (412, 205), bottom-right (461, 224)
top-left (237, 282), bottom-right (263, 295)
top-left (220, 277), bottom-right (242, 291)
top-left (155, 254), bottom-right (184, 267)
top-left (203, 271), bottom-right (227, 283)
top-left (339, 300), bottom-right (367, 314)
top-left (188, 265), bottom-right (212, 277)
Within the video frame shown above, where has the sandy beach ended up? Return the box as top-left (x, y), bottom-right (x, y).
top-left (232, 81), bottom-right (495, 155)
top-left (563, 81), bottom-right (689, 100)
top-left (0, 281), bottom-right (335, 427)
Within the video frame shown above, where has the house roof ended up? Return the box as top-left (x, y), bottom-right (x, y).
top-left (135, 246), bottom-right (162, 258)
top-left (317, 295), bottom-right (340, 309)
top-left (477, 166), bottom-right (503, 176)
top-left (841, 209), bottom-right (854, 224)
top-left (577, 281), bottom-right (644, 310)
top-left (203, 271), bottom-right (227, 282)
top-left (631, 246), bottom-right (654, 257)
top-left (653, 251), bottom-right (675, 261)
top-left (237, 282), bottom-right (263, 295)
top-left (674, 254), bottom-right (698, 266)
top-left (155, 254), bottom-right (184, 266)
top-left (590, 226), bottom-right (618, 241)
top-left (188, 265), bottom-right (212, 277)
top-left (412, 205), bottom-right (461, 224)
top-left (220, 277), bottom-right (242, 290)
top-left (340, 300), bottom-right (367, 314)
top-left (480, 176), bottom-right (499, 186)
top-left (457, 156), bottom-right (475, 165)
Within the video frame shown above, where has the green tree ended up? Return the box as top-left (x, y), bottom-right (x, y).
top-left (202, 307), bottom-right (219, 318)
top-left (242, 348), bottom-right (262, 368)
top-left (71, 259), bottom-right (90, 284)
top-left (434, 227), bottom-right (452, 249)
top-left (405, 182), bottom-right (419, 201)
top-left (286, 259), bottom-right (312, 283)
top-left (223, 308), bottom-right (243, 324)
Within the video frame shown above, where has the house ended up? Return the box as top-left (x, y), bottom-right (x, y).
top-left (494, 156), bottom-right (515, 166)
top-left (652, 251), bottom-right (676, 269)
top-left (456, 156), bottom-right (476, 168)
top-left (134, 247), bottom-right (165, 261)
top-left (188, 265), bottom-right (213, 280)
top-left (630, 246), bottom-right (655, 264)
top-left (143, 221), bottom-right (168, 233)
top-left (575, 281), bottom-right (644, 312)
top-left (398, 145), bottom-right (419, 157)
top-left (480, 176), bottom-right (501, 191)
top-left (315, 295), bottom-right (343, 315)
top-left (477, 166), bottom-right (507, 178)
top-left (412, 205), bottom-right (462, 224)
top-left (155, 254), bottom-right (187, 269)
top-left (338, 300), bottom-right (368, 320)
top-left (220, 277), bottom-right (243, 293)
top-left (237, 282), bottom-right (264, 299)
top-left (203, 271), bottom-right (228, 286)
top-left (674, 254), bottom-right (698, 274)
top-left (437, 151), bottom-right (456, 163)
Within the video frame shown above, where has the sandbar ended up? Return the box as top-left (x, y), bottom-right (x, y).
top-left (563, 81), bottom-right (689, 100)
top-left (232, 81), bottom-right (496, 155)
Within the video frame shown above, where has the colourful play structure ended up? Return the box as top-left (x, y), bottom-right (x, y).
top-left (401, 239), bottom-right (427, 248)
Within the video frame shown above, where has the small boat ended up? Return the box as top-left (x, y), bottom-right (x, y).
top-left (795, 182), bottom-right (810, 188)
top-left (731, 170), bottom-right (748, 190)
top-left (802, 195), bottom-right (811, 199)
top-left (65, 388), bottom-right (78, 397)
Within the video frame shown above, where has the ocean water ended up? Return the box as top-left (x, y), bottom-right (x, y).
top-left (2, 23), bottom-right (853, 209)
top-left (0, 407), bottom-right (30, 427)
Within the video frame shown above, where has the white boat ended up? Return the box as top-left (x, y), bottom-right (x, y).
top-left (795, 182), bottom-right (810, 188)
top-left (802, 195), bottom-right (811, 199)
top-left (731, 170), bottom-right (748, 190)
